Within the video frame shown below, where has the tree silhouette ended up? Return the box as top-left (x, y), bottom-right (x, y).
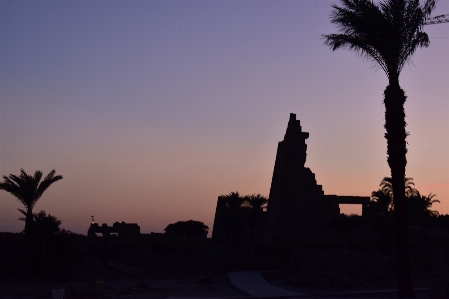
top-left (331, 214), bottom-right (364, 249)
top-left (33, 211), bottom-right (62, 238)
top-left (0, 169), bottom-right (63, 238)
top-left (221, 191), bottom-right (246, 210)
top-left (368, 177), bottom-right (440, 218)
top-left (368, 177), bottom-right (415, 214)
top-left (369, 189), bottom-right (393, 216)
top-left (416, 192), bottom-right (439, 214)
top-left (217, 192), bottom-right (268, 245)
top-left (324, 1), bottom-right (436, 297)
top-left (164, 220), bottom-right (209, 238)
top-left (379, 177), bottom-right (416, 199)
top-left (18, 209), bottom-right (61, 235)
top-left (407, 191), bottom-right (439, 226)
top-left (245, 194), bottom-right (268, 211)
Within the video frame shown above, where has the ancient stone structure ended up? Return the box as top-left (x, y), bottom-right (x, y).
top-left (263, 113), bottom-right (369, 244)
top-left (324, 195), bottom-right (370, 215)
top-left (212, 113), bottom-right (370, 245)
top-left (263, 113), bottom-right (337, 243)
top-left (211, 197), bottom-right (229, 242)
top-left (88, 221), bottom-right (140, 239)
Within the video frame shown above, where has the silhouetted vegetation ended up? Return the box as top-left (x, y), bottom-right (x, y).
top-left (366, 177), bottom-right (440, 224)
top-left (215, 192), bottom-right (268, 246)
top-left (1, 172), bottom-right (447, 294)
top-left (0, 224), bottom-right (86, 281)
top-left (330, 214), bottom-right (364, 249)
top-left (324, 0), bottom-right (437, 296)
top-left (0, 169), bottom-right (63, 239)
top-left (220, 192), bottom-right (268, 212)
top-left (359, 177), bottom-right (443, 255)
top-left (19, 210), bottom-right (61, 236)
top-left (164, 220), bottom-right (209, 238)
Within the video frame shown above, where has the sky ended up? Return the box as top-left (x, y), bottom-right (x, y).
top-left (0, 0), bottom-right (448, 235)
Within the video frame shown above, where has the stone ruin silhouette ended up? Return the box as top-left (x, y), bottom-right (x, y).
top-left (212, 113), bottom-right (369, 245)
top-left (88, 221), bottom-right (140, 239)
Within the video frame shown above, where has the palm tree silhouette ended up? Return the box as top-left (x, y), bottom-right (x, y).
top-left (408, 190), bottom-right (440, 218)
top-left (370, 177), bottom-right (439, 216)
top-left (246, 194), bottom-right (268, 211)
top-left (221, 191), bottom-right (246, 210)
top-left (323, 1), bottom-right (436, 296)
top-left (370, 177), bottom-right (414, 215)
top-left (379, 177), bottom-right (415, 198)
top-left (420, 193), bottom-right (440, 212)
top-left (0, 169), bottom-right (63, 238)
top-left (18, 209), bottom-right (62, 236)
top-left (370, 189), bottom-right (393, 215)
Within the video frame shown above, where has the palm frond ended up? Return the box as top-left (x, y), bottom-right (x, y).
top-left (323, 0), bottom-right (436, 81)
top-left (35, 169), bottom-right (63, 206)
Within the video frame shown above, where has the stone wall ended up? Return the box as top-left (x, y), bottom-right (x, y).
top-left (264, 114), bottom-right (339, 244)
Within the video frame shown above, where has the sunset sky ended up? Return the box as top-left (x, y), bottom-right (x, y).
top-left (1, 0), bottom-right (448, 235)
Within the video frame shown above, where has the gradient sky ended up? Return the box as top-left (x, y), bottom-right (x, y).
top-left (1, 0), bottom-right (448, 235)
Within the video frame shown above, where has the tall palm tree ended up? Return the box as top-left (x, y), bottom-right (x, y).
top-left (323, 0), bottom-right (437, 297)
top-left (0, 169), bottom-right (63, 238)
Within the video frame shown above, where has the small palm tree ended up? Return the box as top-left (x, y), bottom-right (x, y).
top-left (377, 177), bottom-right (416, 211)
top-left (369, 189), bottom-right (393, 215)
top-left (324, 1), bottom-right (437, 296)
top-left (380, 177), bottom-right (416, 198)
top-left (408, 191), bottom-right (440, 217)
top-left (370, 177), bottom-right (413, 210)
top-left (245, 194), bottom-right (268, 211)
top-left (422, 193), bottom-right (440, 211)
top-left (0, 169), bottom-right (63, 238)
top-left (18, 209), bottom-right (62, 235)
top-left (220, 191), bottom-right (245, 210)
top-left (369, 177), bottom-right (439, 217)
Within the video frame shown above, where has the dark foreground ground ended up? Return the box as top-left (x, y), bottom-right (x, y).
top-left (0, 228), bottom-right (447, 299)
top-left (0, 272), bottom-right (433, 299)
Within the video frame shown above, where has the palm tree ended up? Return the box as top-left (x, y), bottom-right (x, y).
top-left (421, 192), bottom-right (440, 213)
top-left (246, 194), bottom-right (269, 211)
top-left (380, 177), bottom-right (415, 197)
top-left (369, 177), bottom-right (415, 216)
top-left (18, 210), bottom-right (62, 237)
top-left (369, 177), bottom-right (439, 217)
top-left (0, 169), bottom-right (63, 238)
top-left (221, 191), bottom-right (246, 210)
top-left (408, 190), bottom-right (439, 219)
top-left (369, 189), bottom-right (393, 215)
top-left (323, 0), bottom-right (436, 297)
top-left (377, 177), bottom-right (416, 210)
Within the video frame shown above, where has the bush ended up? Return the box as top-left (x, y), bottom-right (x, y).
top-left (164, 220), bottom-right (209, 238)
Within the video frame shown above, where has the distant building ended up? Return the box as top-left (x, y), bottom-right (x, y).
top-left (88, 221), bottom-right (140, 239)
top-left (212, 113), bottom-right (369, 245)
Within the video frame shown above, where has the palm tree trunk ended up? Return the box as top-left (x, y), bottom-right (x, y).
top-left (384, 83), bottom-right (415, 298)
top-left (25, 209), bottom-right (35, 238)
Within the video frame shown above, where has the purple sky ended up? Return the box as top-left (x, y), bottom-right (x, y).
top-left (1, 0), bottom-right (448, 235)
